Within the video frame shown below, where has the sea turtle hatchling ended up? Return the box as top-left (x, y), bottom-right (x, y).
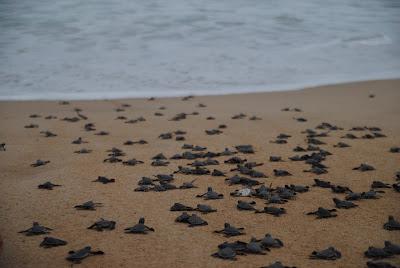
top-left (383, 241), bottom-right (400, 255)
top-left (366, 261), bottom-right (399, 268)
top-left (307, 207), bottom-right (337, 219)
top-left (310, 247), bottom-right (341, 260)
top-left (187, 214), bottom-right (208, 227)
top-left (74, 201), bottom-right (103, 210)
top-left (333, 198), bottom-right (358, 209)
top-left (255, 206), bottom-right (286, 217)
top-left (19, 222), bottom-right (52, 236)
top-left (123, 158), bottom-right (144, 166)
top-left (196, 187), bottom-right (223, 200)
top-left (93, 176), bottom-right (115, 184)
top-left (260, 261), bottom-right (296, 268)
top-left (237, 200), bottom-right (257, 211)
top-left (87, 218), bottom-right (116, 231)
top-left (211, 247), bottom-right (237, 260)
top-left (353, 163), bottom-right (375, 172)
top-left (312, 179), bottom-right (332, 188)
top-left (66, 246), bottom-right (104, 264)
top-left (31, 160), bottom-right (50, 167)
top-left (214, 223), bottom-right (245, 237)
top-left (364, 246), bottom-right (393, 258)
top-left (259, 234), bottom-right (284, 248)
top-left (40, 237), bottom-right (67, 248)
top-left (371, 181), bottom-right (391, 189)
top-left (38, 181), bottom-right (61, 190)
top-left (384, 216), bottom-right (400, 231)
top-left (179, 179), bottom-right (197, 189)
top-left (170, 203), bottom-right (195, 211)
top-left (274, 169), bottom-right (292, 177)
top-left (196, 204), bottom-right (217, 213)
top-left (243, 237), bottom-right (267, 255)
top-left (124, 218), bottom-right (155, 234)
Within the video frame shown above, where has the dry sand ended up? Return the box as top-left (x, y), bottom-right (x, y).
top-left (0, 79), bottom-right (399, 268)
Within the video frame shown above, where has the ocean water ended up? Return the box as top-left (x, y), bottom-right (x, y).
top-left (0, 0), bottom-right (399, 100)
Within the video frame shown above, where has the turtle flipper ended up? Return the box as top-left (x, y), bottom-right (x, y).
top-left (90, 250), bottom-right (104, 255)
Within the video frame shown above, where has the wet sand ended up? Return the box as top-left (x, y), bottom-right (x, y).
top-left (0, 79), bottom-right (399, 268)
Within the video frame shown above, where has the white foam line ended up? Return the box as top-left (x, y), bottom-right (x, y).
top-left (1, 73), bottom-right (400, 101)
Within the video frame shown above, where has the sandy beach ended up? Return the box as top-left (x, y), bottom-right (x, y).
top-left (0, 79), bottom-right (399, 268)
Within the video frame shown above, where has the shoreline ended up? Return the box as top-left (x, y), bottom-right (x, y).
top-left (1, 77), bottom-right (400, 101)
top-left (0, 79), bottom-right (399, 268)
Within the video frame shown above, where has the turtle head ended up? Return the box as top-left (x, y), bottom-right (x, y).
top-left (139, 217), bottom-right (145, 224)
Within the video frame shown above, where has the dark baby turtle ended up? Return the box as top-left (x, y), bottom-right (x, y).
top-left (237, 200), bottom-right (256, 211)
top-left (31, 160), bottom-right (50, 167)
top-left (274, 169), bottom-right (292, 177)
top-left (40, 237), bottom-right (67, 248)
top-left (260, 233), bottom-right (284, 248)
top-left (390, 147), bottom-right (400, 153)
top-left (333, 198), bottom-right (358, 209)
top-left (214, 223), bottom-right (245, 237)
top-left (330, 185), bottom-right (352, 194)
top-left (255, 206), bottom-right (286, 217)
top-left (93, 176), bottom-right (115, 184)
top-left (307, 207), bottom-right (337, 219)
top-left (196, 204), bottom-right (217, 213)
top-left (95, 131), bottom-right (109, 136)
top-left (87, 218), bottom-right (116, 231)
top-left (367, 261), bottom-right (399, 268)
top-left (72, 137), bottom-right (87, 144)
top-left (286, 184), bottom-right (309, 193)
top-left (125, 217), bottom-right (155, 234)
top-left (345, 192), bottom-right (363, 201)
top-left (170, 203), bottom-right (195, 211)
top-left (266, 194), bottom-right (288, 204)
top-left (196, 187), bottom-right (223, 200)
top-left (353, 163), bottom-right (375, 171)
top-left (155, 174), bottom-right (174, 182)
top-left (364, 246), bottom-right (393, 258)
top-left (235, 145), bottom-right (255, 154)
top-left (187, 214), bottom-right (208, 227)
top-left (179, 179), bottom-right (197, 189)
top-left (371, 181), bottom-right (391, 189)
top-left (205, 129), bottom-right (222, 135)
top-left (38, 181), bottom-right (61, 190)
top-left (175, 212), bottom-right (190, 223)
top-left (384, 216), bottom-right (400, 231)
top-left (19, 222), bottom-right (52, 236)
top-left (74, 201), bottom-right (103, 210)
top-left (25, 124), bottom-right (39, 129)
top-left (138, 177), bottom-right (154, 186)
top-left (383, 241), bottom-right (400, 255)
top-left (103, 156), bottom-right (122, 163)
top-left (310, 247), bottom-right (341, 260)
top-left (269, 156), bottom-right (283, 162)
top-left (362, 190), bottom-right (382, 199)
top-left (40, 131), bottom-right (57, 137)
top-left (261, 261), bottom-right (296, 268)
top-left (334, 142), bottom-right (350, 148)
top-left (243, 237), bottom-right (267, 255)
top-left (151, 159), bottom-right (169, 166)
top-left (313, 178), bottom-right (332, 188)
top-left (392, 183), bottom-right (400, 192)
top-left (66, 246), bottom-right (104, 264)
top-left (123, 158), bottom-right (144, 166)
top-left (211, 247), bottom-right (237, 260)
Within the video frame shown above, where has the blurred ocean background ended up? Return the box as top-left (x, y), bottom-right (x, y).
top-left (0, 0), bottom-right (399, 100)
